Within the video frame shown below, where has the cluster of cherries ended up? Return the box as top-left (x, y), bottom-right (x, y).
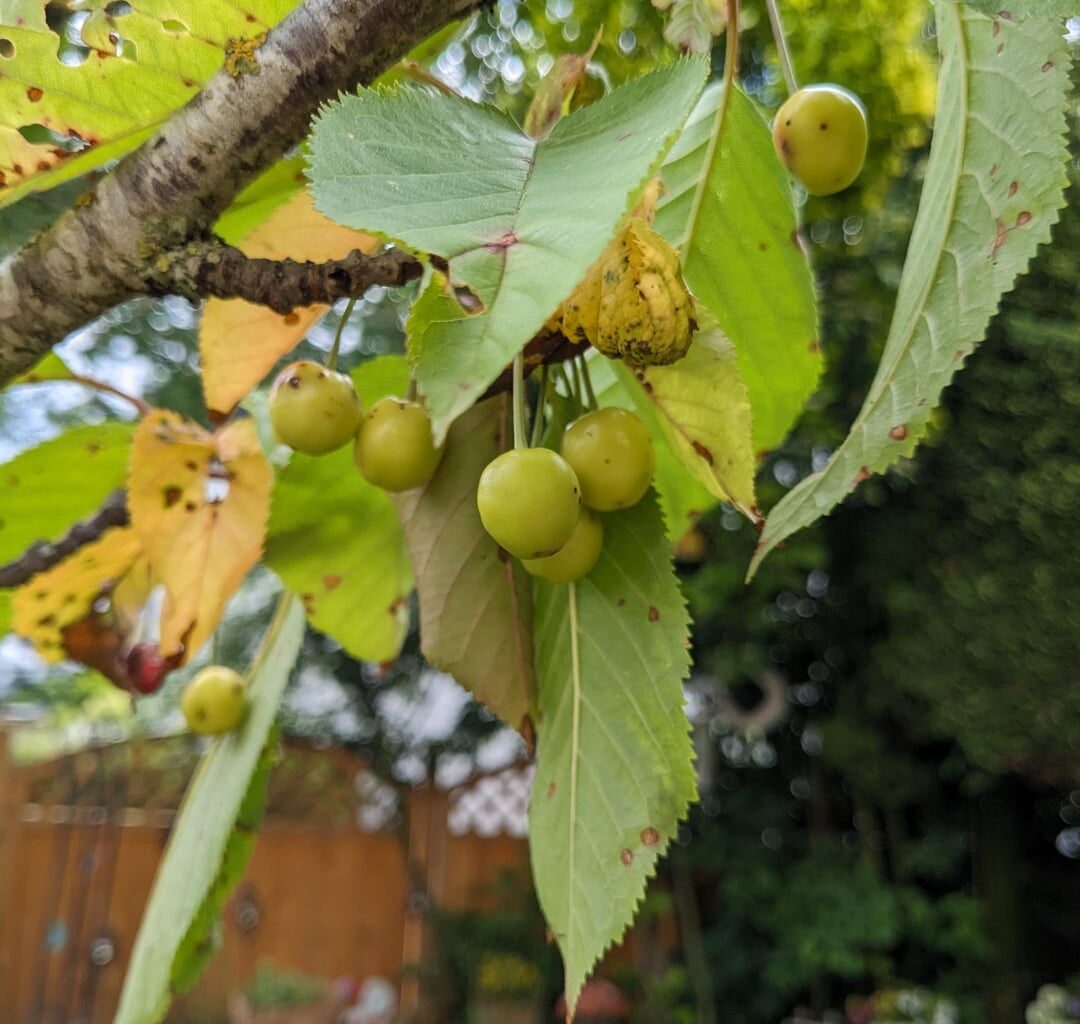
top-left (477, 406), bottom-right (654, 582)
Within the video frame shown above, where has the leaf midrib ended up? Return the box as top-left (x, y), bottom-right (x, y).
top-left (844, 2), bottom-right (969, 440)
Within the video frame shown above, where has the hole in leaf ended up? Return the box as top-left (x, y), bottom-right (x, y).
top-left (0, 38), bottom-right (14, 59)
top-left (161, 19), bottom-right (188, 32)
top-left (104, 1), bottom-right (133, 15)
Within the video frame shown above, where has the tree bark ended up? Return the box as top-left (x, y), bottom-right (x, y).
top-left (0, 0), bottom-right (484, 385)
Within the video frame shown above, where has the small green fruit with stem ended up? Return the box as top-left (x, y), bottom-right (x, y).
top-left (354, 397), bottom-right (444, 492)
top-left (477, 448), bottom-right (581, 559)
top-left (268, 360), bottom-right (363, 456)
top-left (561, 407), bottom-right (654, 512)
top-left (772, 85), bottom-right (868, 197)
top-left (522, 508), bottom-right (603, 583)
top-left (181, 665), bottom-right (248, 736)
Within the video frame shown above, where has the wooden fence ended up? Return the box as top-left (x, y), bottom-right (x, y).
top-left (0, 728), bottom-right (532, 1024)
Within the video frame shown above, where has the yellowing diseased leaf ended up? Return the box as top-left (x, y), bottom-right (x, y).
top-left (0, 0), bottom-right (302, 207)
top-left (11, 526), bottom-right (143, 662)
top-left (555, 219), bottom-right (694, 367)
top-left (128, 412), bottom-right (272, 659)
top-left (617, 327), bottom-right (757, 520)
top-left (200, 192), bottom-right (380, 415)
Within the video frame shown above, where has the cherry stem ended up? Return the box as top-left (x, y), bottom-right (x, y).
top-left (578, 354), bottom-right (598, 412)
top-left (512, 350), bottom-right (527, 449)
top-left (568, 356), bottom-right (584, 413)
top-left (530, 364), bottom-right (549, 448)
top-left (763, 0), bottom-right (798, 95)
top-left (327, 295), bottom-right (359, 371)
top-left (406, 377), bottom-right (418, 403)
top-left (69, 374), bottom-right (151, 416)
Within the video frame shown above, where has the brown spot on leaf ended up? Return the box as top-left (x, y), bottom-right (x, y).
top-left (162, 486), bottom-right (182, 508)
top-left (300, 592), bottom-right (315, 614)
top-left (808, 339), bottom-right (821, 354)
top-left (184, 501), bottom-right (197, 512)
top-left (990, 163), bottom-right (998, 176)
top-left (35, 160), bottom-right (50, 172)
top-left (547, 782), bottom-right (556, 800)
top-left (283, 312), bottom-right (300, 326)
top-left (690, 440), bottom-right (714, 465)
top-left (758, 242), bottom-right (768, 252)
top-left (852, 466), bottom-right (872, 486)
top-left (996, 43), bottom-right (1004, 55)
top-left (990, 217), bottom-right (1009, 257)
top-left (992, 19), bottom-right (1001, 35)
top-left (323, 573), bottom-right (342, 591)
top-left (620, 848), bottom-right (634, 866)
top-left (648, 606), bottom-right (660, 623)
top-left (617, 597), bottom-right (626, 607)
top-left (641, 827), bottom-right (660, 846)
top-left (1041, 61), bottom-right (1054, 73)
top-left (485, 232), bottom-right (518, 252)
top-left (889, 424), bottom-right (908, 441)
top-left (1016, 211), bottom-right (1032, 227)
top-left (999, 9), bottom-right (1012, 19)
top-left (27, 86), bottom-right (43, 102)
top-left (1008, 181), bottom-right (1019, 197)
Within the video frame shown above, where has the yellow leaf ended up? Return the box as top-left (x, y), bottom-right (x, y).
top-left (128, 412), bottom-right (273, 659)
top-left (624, 327), bottom-right (758, 520)
top-left (200, 191), bottom-right (380, 415)
top-left (557, 219), bottom-right (694, 366)
top-left (11, 527), bottom-right (144, 663)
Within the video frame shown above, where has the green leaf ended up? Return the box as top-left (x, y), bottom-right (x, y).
top-left (0, 590), bottom-right (11, 635)
top-left (9, 351), bottom-right (75, 385)
top-left (0, 0), bottom-right (301, 207)
top-left (308, 60), bottom-right (708, 439)
top-left (0, 423), bottom-right (134, 565)
top-left (114, 597), bottom-right (304, 1024)
top-left (615, 327), bottom-right (757, 521)
top-left (946, 1), bottom-right (1079, 17)
top-left (588, 355), bottom-right (715, 541)
top-left (393, 396), bottom-right (536, 729)
top-left (530, 491), bottom-right (697, 1012)
top-left (171, 729), bottom-right (277, 992)
top-left (264, 357), bottom-right (413, 664)
top-left (656, 83), bottom-right (820, 453)
top-left (749, 3), bottom-right (1072, 577)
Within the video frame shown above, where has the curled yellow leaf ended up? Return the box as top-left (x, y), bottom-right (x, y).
top-left (128, 412), bottom-right (272, 660)
top-left (556, 219), bottom-right (694, 366)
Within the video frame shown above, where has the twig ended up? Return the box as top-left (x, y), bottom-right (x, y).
top-left (150, 241), bottom-right (423, 315)
top-left (763, 0), bottom-right (798, 95)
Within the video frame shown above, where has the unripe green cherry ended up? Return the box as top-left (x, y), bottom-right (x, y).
top-left (477, 448), bottom-right (581, 559)
top-left (355, 397), bottom-right (444, 492)
top-left (268, 360), bottom-right (363, 456)
top-left (772, 85), bottom-right (868, 197)
top-left (522, 508), bottom-right (603, 583)
top-left (560, 407), bottom-right (654, 512)
top-left (181, 666), bottom-right (248, 736)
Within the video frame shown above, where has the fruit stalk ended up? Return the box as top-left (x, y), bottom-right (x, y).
top-left (763, 0), bottom-right (799, 95)
top-left (326, 295), bottom-right (359, 371)
top-left (512, 350), bottom-right (528, 450)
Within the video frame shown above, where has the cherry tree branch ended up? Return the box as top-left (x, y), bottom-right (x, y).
top-left (0, 491), bottom-right (129, 589)
top-left (0, 0), bottom-right (485, 386)
top-left (150, 240), bottom-right (424, 313)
